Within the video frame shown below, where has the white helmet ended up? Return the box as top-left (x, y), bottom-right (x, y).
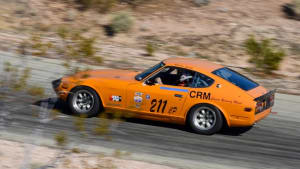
top-left (180, 74), bottom-right (193, 82)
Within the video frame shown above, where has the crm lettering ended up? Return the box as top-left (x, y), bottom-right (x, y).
top-left (190, 91), bottom-right (211, 100)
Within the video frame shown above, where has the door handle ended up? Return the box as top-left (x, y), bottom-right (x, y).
top-left (174, 94), bottom-right (183, 98)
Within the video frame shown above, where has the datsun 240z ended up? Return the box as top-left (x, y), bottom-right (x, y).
top-left (52, 57), bottom-right (275, 135)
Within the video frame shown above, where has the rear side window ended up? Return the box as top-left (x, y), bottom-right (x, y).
top-left (191, 72), bottom-right (214, 88)
top-left (212, 67), bottom-right (258, 91)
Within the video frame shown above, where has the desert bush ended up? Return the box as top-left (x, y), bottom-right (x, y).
top-left (4, 61), bottom-right (13, 73)
top-left (96, 0), bottom-right (117, 13)
top-left (2, 62), bottom-right (33, 91)
top-left (77, 0), bottom-right (95, 9)
top-left (78, 36), bottom-right (96, 58)
top-left (94, 119), bottom-right (110, 135)
top-left (74, 115), bottom-right (86, 132)
top-left (27, 86), bottom-right (45, 97)
top-left (31, 35), bottom-right (53, 57)
top-left (77, 0), bottom-right (116, 13)
top-left (55, 131), bottom-right (68, 147)
top-left (293, 0), bottom-right (300, 14)
top-left (13, 68), bottom-right (31, 91)
top-left (110, 12), bottom-right (134, 33)
top-left (17, 40), bottom-right (30, 56)
top-left (57, 26), bottom-right (70, 40)
top-left (245, 36), bottom-right (285, 73)
top-left (113, 149), bottom-right (131, 158)
top-left (62, 61), bottom-right (71, 69)
top-left (3, 62), bottom-right (18, 87)
top-left (92, 56), bottom-right (103, 64)
top-left (71, 147), bottom-right (81, 153)
top-left (56, 27), bottom-right (103, 66)
top-left (25, 27), bottom-right (102, 67)
top-left (145, 42), bottom-right (155, 56)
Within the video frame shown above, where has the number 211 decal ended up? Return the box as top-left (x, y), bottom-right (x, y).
top-left (150, 99), bottom-right (167, 113)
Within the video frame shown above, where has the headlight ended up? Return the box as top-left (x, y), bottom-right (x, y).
top-left (52, 78), bottom-right (62, 89)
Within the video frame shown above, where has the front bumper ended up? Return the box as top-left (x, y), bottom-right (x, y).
top-left (51, 78), bottom-right (69, 101)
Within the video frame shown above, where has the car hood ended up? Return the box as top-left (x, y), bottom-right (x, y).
top-left (74, 69), bottom-right (139, 81)
top-left (246, 86), bottom-right (268, 99)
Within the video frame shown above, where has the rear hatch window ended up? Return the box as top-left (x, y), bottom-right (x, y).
top-left (212, 67), bottom-right (259, 91)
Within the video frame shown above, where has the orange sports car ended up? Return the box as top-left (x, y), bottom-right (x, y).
top-left (52, 57), bottom-right (275, 135)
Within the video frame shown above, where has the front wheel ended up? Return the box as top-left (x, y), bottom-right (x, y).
top-left (67, 86), bottom-right (102, 117)
top-left (187, 104), bottom-right (223, 135)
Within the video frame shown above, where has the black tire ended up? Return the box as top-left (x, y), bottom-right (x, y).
top-left (187, 104), bottom-right (223, 135)
top-left (67, 86), bottom-right (102, 117)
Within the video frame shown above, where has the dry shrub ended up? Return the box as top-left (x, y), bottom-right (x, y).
top-left (145, 42), bottom-right (155, 56)
top-left (27, 86), bottom-right (45, 97)
top-left (77, 0), bottom-right (116, 13)
top-left (55, 131), bottom-right (68, 147)
top-left (245, 36), bottom-right (285, 73)
top-left (110, 12), bottom-right (134, 33)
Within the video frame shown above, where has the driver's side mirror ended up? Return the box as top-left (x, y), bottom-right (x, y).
top-left (145, 79), bottom-right (155, 86)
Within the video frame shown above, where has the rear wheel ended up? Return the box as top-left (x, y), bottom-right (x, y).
top-left (68, 86), bottom-right (102, 117)
top-left (187, 104), bottom-right (223, 135)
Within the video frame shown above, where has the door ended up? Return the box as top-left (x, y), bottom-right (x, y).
top-left (125, 83), bottom-right (189, 118)
top-left (147, 85), bottom-right (189, 117)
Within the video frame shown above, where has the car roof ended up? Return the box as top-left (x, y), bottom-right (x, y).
top-left (163, 57), bottom-right (224, 73)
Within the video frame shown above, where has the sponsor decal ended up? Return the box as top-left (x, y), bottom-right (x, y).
top-left (135, 92), bottom-right (143, 96)
top-left (110, 95), bottom-right (122, 102)
top-left (190, 91), bottom-right (211, 100)
top-left (210, 97), bottom-right (220, 101)
top-left (221, 98), bottom-right (232, 103)
top-left (211, 97), bottom-right (241, 104)
top-left (168, 107), bottom-right (177, 114)
top-left (146, 94), bottom-right (150, 100)
top-left (233, 100), bottom-right (242, 104)
top-left (160, 86), bottom-right (188, 92)
top-left (134, 96), bottom-right (143, 103)
top-left (134, 92), bottom-right (143, 108)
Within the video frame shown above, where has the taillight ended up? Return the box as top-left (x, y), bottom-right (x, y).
top-left (255, 102), bottom-right (263, 114)
top-left (254, 90), bottom-right (276, 114)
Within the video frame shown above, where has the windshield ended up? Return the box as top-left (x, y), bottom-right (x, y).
top-left (212, 67), bottom-right (259, 91)
top-left (135, 62), bottom-right (165, 81)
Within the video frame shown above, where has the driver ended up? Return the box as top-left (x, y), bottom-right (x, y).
top-left (155, 76), bottom-right (163, 84)
top-left (178, 73), bottom-right (193, 87)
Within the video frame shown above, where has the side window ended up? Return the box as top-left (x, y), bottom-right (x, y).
top-left (191, 72), bottom-right (214, 88)
top-left (147, 66), bottom-right (197, 87)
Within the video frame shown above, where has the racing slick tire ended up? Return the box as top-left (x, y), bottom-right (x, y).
top-left (187, 104), bottom-right (223, 135)
top-left (67, 86), bottom-right (102, 117)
